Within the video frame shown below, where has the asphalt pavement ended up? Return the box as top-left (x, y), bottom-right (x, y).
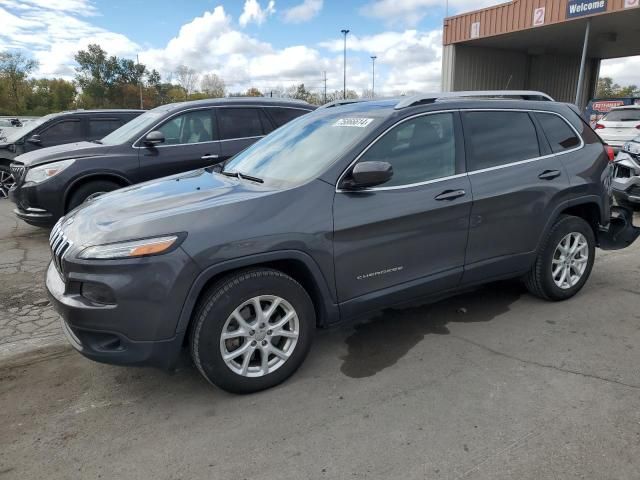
top-left (1, 198), bottom-right (639, 480)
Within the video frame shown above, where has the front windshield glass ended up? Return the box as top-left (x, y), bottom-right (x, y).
top-left (101, 110), bottom-right (165, 145)
top-left (1, 114), bottom-right (55, 143)
top-left (222, 110), bottom-right (382, 187)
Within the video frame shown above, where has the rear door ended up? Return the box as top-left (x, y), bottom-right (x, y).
top-left (333, 111), bottom-right (471, 314)
top-left (461, 109), bottom-right (572, 284)
top-left (216, 107), bottom-right (274, 162)
top-left (136, 108), bottom-right (221, 182)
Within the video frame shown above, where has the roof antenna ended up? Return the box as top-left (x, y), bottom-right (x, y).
top-left (505, 74), bottom-right (513, 90)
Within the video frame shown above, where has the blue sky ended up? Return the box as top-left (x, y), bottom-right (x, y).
top-left (0, 0), bottom-right (637, 95)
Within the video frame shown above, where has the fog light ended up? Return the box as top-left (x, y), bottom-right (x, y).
top-left (81, 282), bottom-right (116, 305)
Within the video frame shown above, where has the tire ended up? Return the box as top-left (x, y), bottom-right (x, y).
top-left (0, 164), bottom-right (14, 199)
top-left (190, 268), bottom-right (315, 394)
top-left (67, 180), bottom-right (121, 212)
top-left (524, 215), bottom-right (596, 301)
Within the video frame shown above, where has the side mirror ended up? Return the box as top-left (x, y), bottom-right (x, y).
top-left (27, 134), bottom-right (42, 145)
top-left (144, 130), bottom-right (165, 146)
top-left (343, 161), bottom-right (393, 189)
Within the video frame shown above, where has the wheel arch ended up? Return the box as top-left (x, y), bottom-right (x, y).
top-left (537, 197), bottom-right (603, 254)
top-left (63, 172), bottom-right (131, 212)
top-left (176, 250), bottom-right (340, 345)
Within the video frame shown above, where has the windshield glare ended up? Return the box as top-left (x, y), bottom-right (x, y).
top-left (604, 109), bottom-right (640, 122)
top-left (101, 110), bottom-right (165, 145)
top-left (223, 111), bottom-right (380, 187)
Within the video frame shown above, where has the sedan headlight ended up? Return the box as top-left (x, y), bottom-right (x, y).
top-left (25, 159), bottom-right (75, 184)
top-left (77, 235), bottom-right (180, 260)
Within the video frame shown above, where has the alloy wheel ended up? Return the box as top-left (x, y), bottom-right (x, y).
top-left (551, 232), bottom-right (589, 289)
top-left (220, 295), bottom-right (300, 377)
top-left (0, 170), bottom-right (15, 199)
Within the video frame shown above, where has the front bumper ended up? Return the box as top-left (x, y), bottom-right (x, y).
top-left (8, 178), bottom-right (63, 227)
top-left (611, 153), bottom-right (640, 204)
top-left (46, 245), bottom-right (200, 369)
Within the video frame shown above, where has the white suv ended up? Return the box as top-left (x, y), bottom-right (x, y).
top-left (595, 105), bottom-right (640, 150)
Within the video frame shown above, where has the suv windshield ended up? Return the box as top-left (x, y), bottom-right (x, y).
top-left (604, 109), bottom-right (640, 122)
top-left (101, 110), bottom-right (165, 145)
top-left (222, 110), bottom-right (381, 187)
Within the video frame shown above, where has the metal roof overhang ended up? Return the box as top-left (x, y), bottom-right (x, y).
top-left (456, 8), bottom-right (640, 59)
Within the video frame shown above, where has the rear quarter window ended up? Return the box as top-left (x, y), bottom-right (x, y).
top-left (268, 108), bottom-right (310, 127)
top-left (462, 111), bottom-right (540, 171)
top-left (534, 113), bottom-right (580, 153)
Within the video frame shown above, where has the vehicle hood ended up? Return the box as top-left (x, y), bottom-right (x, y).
top-left (62, 169), bottom-right (276, 247)
top-left (14, 141), bottom-right (115, 167)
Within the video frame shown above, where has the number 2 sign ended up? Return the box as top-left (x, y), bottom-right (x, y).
top-left (625, 0), bottom-right (639, 8)
top-left (533, 7), bottom-right (545, 26)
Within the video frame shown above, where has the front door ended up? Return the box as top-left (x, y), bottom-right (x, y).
top-left (333, 111), bottom-right (471, 316)
top-left (137, 108), bottom-right (221, 182)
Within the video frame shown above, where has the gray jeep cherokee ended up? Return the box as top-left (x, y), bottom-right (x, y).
top-left (46, 91), bottom-right (639, 393)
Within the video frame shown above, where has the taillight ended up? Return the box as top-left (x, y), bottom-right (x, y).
top-left (605, 145), bottom-right (615, 162)
top-left (595, 123), bottom-right (606, 129)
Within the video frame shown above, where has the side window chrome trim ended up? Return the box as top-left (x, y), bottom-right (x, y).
top-left (335, 109), bottom-right (459, 193)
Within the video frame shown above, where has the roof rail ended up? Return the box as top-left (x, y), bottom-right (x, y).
top-left (394, 90), bottom-right (555, 110)
top-left (318, 99), bottom-right (367, 109)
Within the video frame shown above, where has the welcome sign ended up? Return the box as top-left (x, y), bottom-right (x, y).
top-left (567, 0), bottom-right (608, 18)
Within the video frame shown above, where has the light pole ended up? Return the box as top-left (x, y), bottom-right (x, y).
top-left (370, 56), bottom-right (377, 98)
top-left (341, 29), bottom-right (349, 100)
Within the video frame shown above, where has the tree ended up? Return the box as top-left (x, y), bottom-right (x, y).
top-left (245, 87), bottom-right (263, 97)
top-left (596, 77), bottom-right (640, 98)
top-left (0, 51), bottom-right (38, 114)
top-left (174, 65), bottom-right (199, 99)
top-left (200, 73), bottom-right (226, 98)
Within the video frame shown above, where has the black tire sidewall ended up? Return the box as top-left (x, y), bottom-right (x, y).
top-left (67, 180), bottom-right (120, 212)
top-left (538, 217), bottom-right (596, 300)
top-left (191, 270), bottom-right (315, 394)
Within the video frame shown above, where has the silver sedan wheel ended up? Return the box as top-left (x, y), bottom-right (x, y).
top-left (220, 295), bottom-right (300, 378)
top-left (552, 232), bottom-right (589, 290)
top-left (0, 170), bottom-right (15, 199)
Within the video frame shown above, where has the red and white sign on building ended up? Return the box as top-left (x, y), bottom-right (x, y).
top-left (625, 0), bottom-right (639, 9)
top-left (470, 22), bottom-right (480, 38)
top-left (533, 7), bottom-right (546, 26)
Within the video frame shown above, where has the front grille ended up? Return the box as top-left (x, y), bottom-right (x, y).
top-left (9, 163), bottom-right (25, 187)
top-left (49, 221), bottom-right (73, 275)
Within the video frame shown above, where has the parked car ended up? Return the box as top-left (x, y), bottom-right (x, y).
top-left (612, 135), bottom-right (640, 210)
top-left (594, 105), bottom-right (640, 150)
top-left (45, 91), bottom-right (638, 394)
top-left (9, 98), bottom-right (315, 225)
top-left (584, 97), bottom-right (640, 128)
top-left (1, 110), bottom-right (142, 199)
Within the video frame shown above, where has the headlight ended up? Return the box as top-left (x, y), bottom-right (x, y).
top-left (77, 235), bottom-right (180, 260)
top-left (25, 159), bottom-right (75, 184)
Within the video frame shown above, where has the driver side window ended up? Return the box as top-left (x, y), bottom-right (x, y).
top-left (156, 109), bottom-right (216, 146)
top-left (358, 113), bottom-right (456, 188)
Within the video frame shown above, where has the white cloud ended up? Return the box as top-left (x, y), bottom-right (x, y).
top-left (600, 57), bottom-right (640, 88)
top-left (360, 0), bottom-right (507, 27)
top-left (239, 0), bottom-right (276, 27)
top-left (283, 0), bottom-right (323, 23)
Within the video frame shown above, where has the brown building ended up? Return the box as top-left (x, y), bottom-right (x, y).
top-left (442, 0), bottom-right (640, 108)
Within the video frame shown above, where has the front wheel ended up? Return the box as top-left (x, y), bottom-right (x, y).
top-left (525, 215), bottom-right (596, 301)
top-left (190, 269), bottom-right (315, 394)
top-left (0, 164), bottom-right (15, 199)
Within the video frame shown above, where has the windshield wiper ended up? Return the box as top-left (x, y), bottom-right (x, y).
top-left (92, 139), bottom-right (103, 144)
top-left (221, 170), bottom-right (264, 183)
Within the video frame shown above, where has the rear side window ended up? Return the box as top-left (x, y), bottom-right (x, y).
top-left (358, 112), bottom-right (456, 187)
top-left (218, 108), bottom-right (269, 140)
top-left (38, 119), bottom-right (82, 145)
top-left (462, 111), bottom-right (540, 171)
top-left (604, 109), bottom-right (640, 122)
top-left (534, 113), bottom-right (580, 153)
top-left (88, 118), bottom-right (122, 140)
top-left (268, 108), bottom-right (309, 127)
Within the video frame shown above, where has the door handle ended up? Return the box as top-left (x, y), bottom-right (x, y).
top-left (201, 154), bottom-right (219, 160)
top-left (538, 169), bottom-right (561, 180)
top-left (435, 189), bottom-right (466, 201)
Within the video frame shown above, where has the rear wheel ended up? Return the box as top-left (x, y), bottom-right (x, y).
top-left (190, 268), bottom-right (315, 394)
top-left (0, 164), bottom-right (15, 199)
top-left (67, 180), bottom-right (121, 211)
top-left (525, 215), bottom-right (595, 301)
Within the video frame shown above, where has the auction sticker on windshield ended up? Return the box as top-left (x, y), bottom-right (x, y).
top-left (333, 118), bottom-right (374, 128)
